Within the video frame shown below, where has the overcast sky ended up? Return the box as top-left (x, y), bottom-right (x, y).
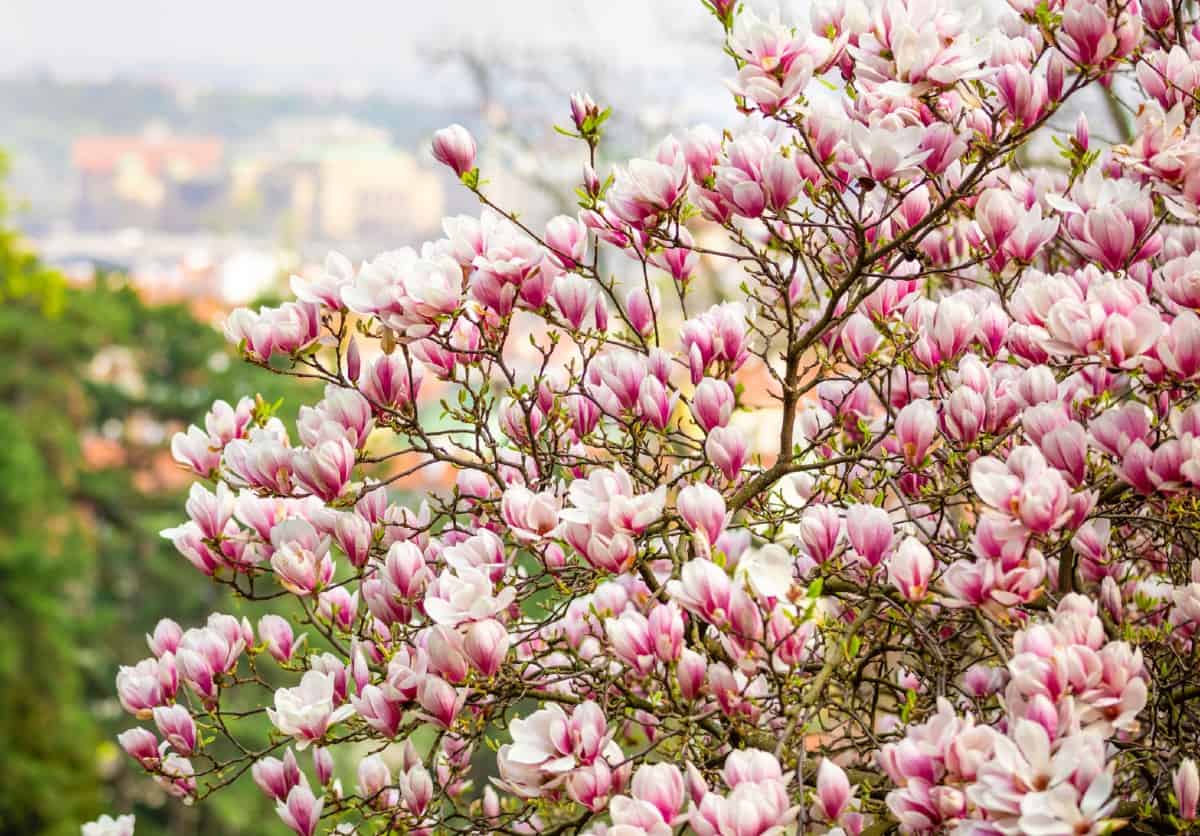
top-left (2, 0), bottom-right (730, 96)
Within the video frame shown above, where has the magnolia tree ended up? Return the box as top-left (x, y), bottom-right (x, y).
top-left (99, 0), bottom-right (1200, 833)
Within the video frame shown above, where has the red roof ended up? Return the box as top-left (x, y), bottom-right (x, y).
top-left (71, 136), bottom-right (224, 176)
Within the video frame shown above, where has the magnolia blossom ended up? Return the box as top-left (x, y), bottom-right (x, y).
top-left (424, 564), bottom-right (516, 626)
top-left (559, 466), bottom-right (666, 573)
top-left (497, 702), bottom-right (625, 799)
top-left (432, 124), bottom-right (477, 176)
top-left (971, 446), bottom-right (1072, 534)
top-left (111, 1), bottom-right (1200, 832)
top-left (266, 671), bottom-right (355, 749)
top-left (342, 247), bottom-right (462, 341)
top-left (82, 815), bottom-right (136, 836)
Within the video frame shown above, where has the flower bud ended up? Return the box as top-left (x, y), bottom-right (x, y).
top-left (313, 746), bottom-right (334, 786)
top-left (692, 378), bottom-right (735, 433)
top-left (258, 615), bottom-right (297, 664)
top-left (570, 92), bottom-right (599, 132)
top-left (546, 214), bottom-right (587, 268)
top-left (626, 286), bottom-right (657, 337)
top-left (705, 426), bottom-right (748, 482)
top-left (147, 618), bottom-right (183, 658)
top-left (345, 335), bottom-right (361, 382)
top-left (334, 512), bottom-right (372, 568)
top-left (888, 537), bottom-right (935, 602)
top-left (277, 783), bottom-right (323, 836)
top-left (813, 758), bottom-right (853, 823)
top-left (677, 648), bottom-right (707, 700)
top-left (1177, 759), bottom-right (1199, 820)
top-left (252, 750), bottom-right (303, 802)
top-left (400, 764), bottom-right (434, 816)
top-left (677, 483), bottom-right (727, 546)
top-left (463, 618), bottom-right (510, 678)
top-left (153, 704), bottom-right (198, 755)
top-left (895, 399), bottom-right (937, 467)
top-left (1074, 112), bottom-right (1089, 152)
top-left (846, 504), bottom-right (894, 568)
top-left (357, 754), bottom-right (391, 800)
top-left (118, 727), bottom-right (161, 769)
top-left (431, 124), bottom-right (477, 177)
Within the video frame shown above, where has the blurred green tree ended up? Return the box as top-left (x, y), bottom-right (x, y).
top-left (0, 155), bottom-right (311, 835)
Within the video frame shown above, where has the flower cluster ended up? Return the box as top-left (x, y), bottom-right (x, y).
top-left (101, 0), bottom-right (1200, 833)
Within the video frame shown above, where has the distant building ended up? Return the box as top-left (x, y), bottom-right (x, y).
top-left (71, 131), bottom-right (226, 232)
top-left (232, 119), bottom-right (445, 245)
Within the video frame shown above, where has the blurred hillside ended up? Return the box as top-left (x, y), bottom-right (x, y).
top-left (0, 157), bottom-right (315, 835)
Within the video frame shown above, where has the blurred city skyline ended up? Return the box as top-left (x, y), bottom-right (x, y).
top-left (1, 0), bottom-right (754, 312)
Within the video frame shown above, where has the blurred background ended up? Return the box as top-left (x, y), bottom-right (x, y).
top-left (0, 2), bottom-right (733, 834)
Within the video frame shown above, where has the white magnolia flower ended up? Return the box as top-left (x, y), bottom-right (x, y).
top-left (82, 814), bottom-right (136, 836)
top-left (739, 544), bottom-right (797, 599)
top-left (1019, 770), bottom-right (1117, 836)
top-left (424, 564), bottom-right (516, 626)
top-left (266, 670), bottom-right (354, 749)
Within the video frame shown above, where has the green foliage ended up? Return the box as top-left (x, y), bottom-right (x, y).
top-left (0, 179), bottom-right (310, 833)
top-left (0, 406), bottom-right (99, 836)
top-left (0, 152), bottom-right (64, 313)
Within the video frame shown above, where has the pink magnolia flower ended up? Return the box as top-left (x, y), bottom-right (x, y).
top-left (359, 352), bottom-right (425, 412)
top-left (118, 727), bottom-right (161, 770)
top-left (848, 119), bottom-right (931, 182)
top-left (501, 484), bottom-right (561, 543)
top-left (846, 504), bottom-right (894, 568)
top-left (1160, 311), bottom-right (1200, 380)
top-left (342, 247), bottom-right (462, 341)
top-left (292, 436), bottom-right (355, 502)
top-left (971, 446), bottom-right (1072, 533)
top-left (895, 399), bottom-right (938, 466)
top-left (351, 684), bottom-right (405, 737)
top-left (889, 537), bottom-right (936, 602)
top-left (677, 483), bottom-right (728, 546)
top-left (840, 313), bottom-right (882, 364)
top-left (497, 701), bottom-right (619, 797)
top-left (431, 124), bottom-right (476, 177)
top-left (1176, 759), bottom-right (1199, 820)
top-left (170, 425), bottom-right (221, 478)
top-left (667, 559), bottom-right (734, 625)
top-left (252, 750), bottom-right (303, 802)
top-left (153, 704), bottom-right (198, 755)
top-left (356, 754), bottom-right (392, 801)
top-left (146, 618), bottom-right (183, 658)
top-left (799, 504), bottom-right (843, 564)
top-left (705, 426), bottom-right (749, 482)
top-left (424, 564), bottom-right (516, 626)
top-left (560, 466), bottom-right (666, 573)
top-left (267, 670), bottom-right (355, 749)
top-left (1058, 0), bottom-right (1120, 66)
top-left (276, 782), bottom-right (324, 836)
top-left (630, 762), bottom-right (686, 825)
top-left (291, 250), bottom-right (354, 310)
top-left (726, 10), bottom-right (825, 114)
top-left (223, 427), bottom-right (295, 495)
top-left (605, 610), bottom-right (657, 676)
top-left (116, 658), bottom-right (168, 718)
top-left (812, 758), bottom-right (857, 824)
top-left (546, 214), bottom-right (587, 268)
top-left (155, 752), bottom-right (197, 803)
top-left (269, 519), bottom-right (335, 596)
top-left (463, 618), bottom-right (510, 677)
top-left (681, 303), bottom-right (752, 384)
top-left (223, 301), bottom-right (321, 361)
